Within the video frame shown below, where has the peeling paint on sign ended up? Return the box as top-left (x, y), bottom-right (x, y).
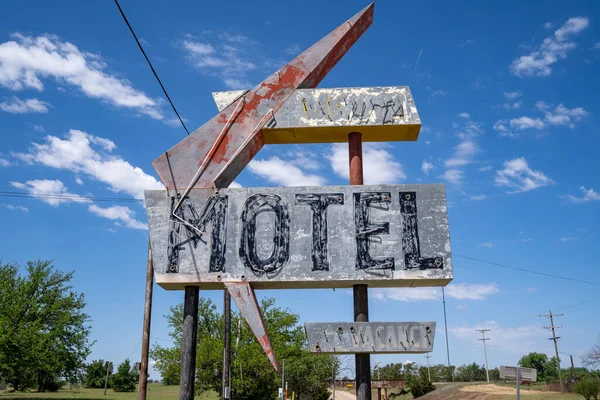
top-left (144, 184), bottom-right (452, 290)
top-left (305, 322), bottom-right (436, 354)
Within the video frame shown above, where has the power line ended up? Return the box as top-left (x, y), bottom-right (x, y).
top-left (454, 253), bottom-right (600, 287)
top-left (113, 0), bottom-right (190, 136)
top-left (0, 190), bottom-right (143, 203)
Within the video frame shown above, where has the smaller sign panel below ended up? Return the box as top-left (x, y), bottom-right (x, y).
top-left (500, 366), bottom-right (537, 382)
top-left (305, 322), bottom-right (436, 354)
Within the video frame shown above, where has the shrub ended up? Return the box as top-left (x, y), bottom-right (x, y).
top-left (576, 378), bottom-right (600, 400)
top-left (410, 376), bottom-right (436, 398)
top-left (112, 360), bottom-right (138, 392)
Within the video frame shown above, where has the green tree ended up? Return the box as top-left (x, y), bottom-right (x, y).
top-left (373, 363), bottom-right (403, 380)
top-left (151, 297), bottom-right (334, 400)
top-left (112, 359), bottom-right (138, 392)
top-left (84, 360), bottom-right (112, 388)
top-left (584, 336), bottom-right (600, 370)
top-left (0, 261), bottom-right (92, 391)
top-left (575, 377), bottom-right (599, 400)
top-left (518, 352), bottom-right (549, 381)
top-left (455, 363), bottom-right (486, 382)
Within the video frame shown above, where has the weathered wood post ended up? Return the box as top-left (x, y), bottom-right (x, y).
top-left (180, 287), bottom-right (199, 400)
top-left (138, 242), bottom-right (153, 400)
top-left (349, 131), bottom-right (371, 400)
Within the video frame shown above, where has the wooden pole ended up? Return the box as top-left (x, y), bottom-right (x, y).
top-left (139, 242), bottom-right (154, 400)
top-left (570, 354), bottom-right (577, 383)
top-left (222, 290), bottom-right (231, 399)
top-left (179, 287), bottom-right (199, 400)
top-left (104, 361), bottom-right (110, 396)
top-left (349, 132), bottom-right (371, 400)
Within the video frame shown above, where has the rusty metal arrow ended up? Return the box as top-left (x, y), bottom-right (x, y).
top-left (152, 2), bottom-right (374, 191)
top-left (152, 3), bottom-right (374, 372)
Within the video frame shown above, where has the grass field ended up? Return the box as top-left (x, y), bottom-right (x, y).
top-left (0, 385), bottom-right (218, 400)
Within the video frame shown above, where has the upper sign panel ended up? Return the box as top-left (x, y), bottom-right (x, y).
top-left (212, 86), bottom-right (421, 144)
top-left (145, 184), bottom-right (452, 290)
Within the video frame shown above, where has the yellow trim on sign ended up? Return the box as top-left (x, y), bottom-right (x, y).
top-left (262, 124), bottom-right (420, 144)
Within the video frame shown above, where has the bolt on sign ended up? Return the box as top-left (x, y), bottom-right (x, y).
top-left (145, 184), bottom-right (451, 290)
top-left (304, 322), bottom-right (436, 354)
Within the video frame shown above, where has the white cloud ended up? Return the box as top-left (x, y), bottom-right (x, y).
top-left (510, 116), bottom-right (545, 130)
top-left (445, 140), bottom-right (478, 167)
top-left (248, 157), bottom-right (325, 186)
top-left (421, 161), bottom-right (434, 176)
top-left (457, 112), bottom-right (470, 119)
top-left (495, 157), bottom-right (554, 193)
top-left (544, 22), bottom-right (554, 30)
top-left (451, 321), bottom-right (544, 351)
top-left (0, 158), bottom-right (9, 167)
top-left (0, 33), bottom-right (164, 120)
top-left (503, 100), bottom-right (523, 110)
top-left (563, 186), bottom-right (600, 203)
top-left (13, 129), bottom-right (163, 199)
top-left (10, 179), bottom-right (90, 206)
top-left (478, 165), bottom-right (492, 172)
top-left (328, 143), bottom-right (406, 184)
top-left (559, 236), bottom-right (577, 242)
top-left (510, 17), bottom-right (588, 77)
top-left (372, 283), bottom-right (499, 302)
top-left (440, 168), bottom-right (464, 184)
top-left (285, 44), bottom-right (302, 55)
top-left (535, 101), bottom-right (587, 127)
top-left (228, 181), bottom-right (242, 188)
top-left (427, 87), bottom-right (447, 99)
top-left (470, 194), bottom-right (487, 201)
top-left (2, 204), bottom-right (29, 212)
top-left (479, 241), bottom-right (495, 248)
top-left (0, 96), bottom-right (49, 113)
top-left (182, 35), bottom-right (257, 89)
top-left (504, 91), bottom-right (522, 100)
top-left (457, 304), bottom-right (469, 310)
top-left (594, 42), bottom-right (600, 50)
top-left (32, 124), bottom-right (44, 132)
top-left (88, 204), bottom-right (146, 230)
top-left (75, 177), bottom-right (84, 185)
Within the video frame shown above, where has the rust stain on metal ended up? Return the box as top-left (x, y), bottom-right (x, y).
top-left (152, 3), bottom-right (374, 191)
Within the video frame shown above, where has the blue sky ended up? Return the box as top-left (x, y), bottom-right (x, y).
top-left (1, 0), bottom-right (599, 379)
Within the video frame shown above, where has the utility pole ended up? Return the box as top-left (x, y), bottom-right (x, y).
top-left (540, 311), bottom-right (564, 392)
top-left (375, 361), bottom-right (381, 381)
top-left (331, 360), bottom-right (336, 400)
top-left (424, 354), bottom-right (431, 382)
top-left (104, 361), bottom-right (111, 396)
top-left (570, 354), bottom-right (577, 383)
top-left (476, 329), bottom-right (490, 383)
top-left (441, 287), bottom-right (453, 382)
top-left (139, 242), bottom-right (153, 400)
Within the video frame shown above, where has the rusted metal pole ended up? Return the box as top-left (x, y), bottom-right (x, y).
top-left (139, 242), bottom-right (154, 400)
top-left (180, 287), bottom-right (199, 400)
top-left (349, 131), bottom-right (371, 400)
top-left (222, 290), bottom-right (231, 399)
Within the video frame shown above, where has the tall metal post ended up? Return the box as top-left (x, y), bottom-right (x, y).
top-left (222, 290), bottom-right (231, 399)
top-left (516, 366), bottom-right (521, 400)
top-left (139, 242), bottom-right (154, 400)
top-left (180, 287), bottom-right (199, 400)
top-left (349, 132), bottom-right (371, 400)
top-left (425, 354), bottom-right (431, 382)
top-left (441, 287), bottom-right (453, 381)
top-left (476, 329), bottom-right (490, 383)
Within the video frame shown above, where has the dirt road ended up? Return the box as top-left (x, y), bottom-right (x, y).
top-left (330, 390), bottom-right (356, 400)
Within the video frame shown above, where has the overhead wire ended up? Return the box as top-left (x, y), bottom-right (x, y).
top-left (454, 253), bottom-right (600, 287)
top-left (0, 190), bottom-right (143, 204)
top-left (113, 0), bottom-right (190, 136)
